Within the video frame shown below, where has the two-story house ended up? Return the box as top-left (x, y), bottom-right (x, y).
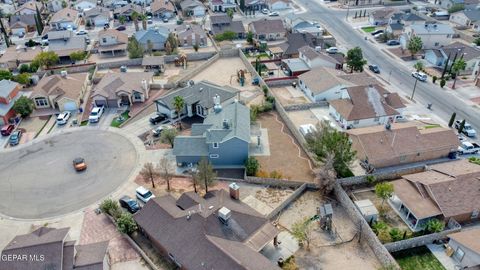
top-left (329, 84), bottom-right (405, 129)
top-left (402, 23), bottom-right (455, 49)
top-left (248, 18), bottom-right (286, 41)
top-left (113, 3), bottom-right (142, 20)
top-left (210, 14), bottom-right (245, 38)
top-left (49, 8), bottom-right (79, 30)
top-left (175, 24), bottom-right (207, 47)
top-left (155, 80), bottom-right (239, 120)
top-left (97, 29), bottom-right (128, 56)
top-left (179, 0), bottom-right (206, 17)
top-left (84, 7), bottom-right (111, 27)
top-left (209, 0), bottom-right (236, 12)
top-left (151, 0), bottom-right (176, 19)
top-left (9, 14), bottom-right (37, 36)
top-left (173, 101), bottom-right (250, 167)
top-left (0, 80), bottom-right (21, 126)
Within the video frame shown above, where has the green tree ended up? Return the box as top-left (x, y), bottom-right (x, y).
top-left (127, 38), bottom-right (144, 59)
top-left (441, 53), bottom-right (451, 79)
top-left (305, 121), bottom-right (356, 177)
top-left (214, 31), bottom-right (237, 41)
top-left (451, 58), bottom-right (466, 89)
top-left (0, 69), bottom-right (12, 80)
top-left (13, 73), bottom-right (31, 85)
top-left (33, 51), bottom-right (59, 68)
top-left (245, 157), bottom-right (260, 176)
top-left (389, 228), bottom-right (403, 242)
top-left (372, 221), bottom-right (388, 234)
top-left (116, 212), bottom-right (138, 234)
top-left (239, 0), bottom-right (245, 11)
top-left (99, 199), bottom-right (121, 218)
top-left (413, 61), bottom-right (424, 72)
top-left (131, 11), bottom-right (140, 31)
top-left (140, 14), bottom-right (147, 30)
top-left (13, 96), bottom-right (34, 117)
top-left (139, 162), bottom-right (160, 188)
top-left (35, 5), bottom-right (44, 35)
top-left (246, 31), bottom-right (253, 44)
top-left (69, 51), bottom-right (86, 62)
top-left (227, 8), bottom-right (234, 19)
top-left (160, 128), bottom-right (178, 147)
top-left (346, 47), bottom-right (367, 72)
top-left (378, 229), bottom-right (392, 243)
top-left (19, 64), bottom-right (30, 73)
top-left (196, 158), bottom-right (216, 193)
top-left (291, 217), bottom-right (314, 250)
top-left (173, 96), bottom-right (185, 128)
top-left (61, 0), bottom-right (67, 8)
top-left (193, 42), bottom-right (199, 52)
top-left (407, 36), bottom-right (423, 59)
top-left (474, 37), bottom-right (480, 46)
top-left (119, 15), bottom-right (127, 25)
top-left (440, 78), bottom-right (446, 88)
top-left (448, 112), bottom-right (456, 127)
top-left (167, 32), bottom-right (178, 50)
top-left (448, 3), bottom-right (464, 13)
top-left (458, 119), bottom-right (466, 134)
top-left (375, 182), bottom-right (394, 205)
top-left (424, 218), bottom-right (444, 233)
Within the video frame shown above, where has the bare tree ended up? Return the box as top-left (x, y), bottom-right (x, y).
top-left (315, 153), bottom-right (337, 195)
top-left (196, 158), bottom-right (216, 194)
top-left (140, 162), bottom-right (160, 188)
top-left (158, 157), bottom-right (173, 191)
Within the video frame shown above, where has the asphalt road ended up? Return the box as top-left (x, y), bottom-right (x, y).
top-left (296, 0), bottom-right (480, 131)
top-left (0, 129), bottom-right (137, 219)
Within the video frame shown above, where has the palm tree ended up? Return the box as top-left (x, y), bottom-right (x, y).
top-left (173, 96), bottom-right (185, 129)
top-left (452, 58), bottom-right (466, 89)
top-left (131, 11), bottom-right (139, 31)
top-left (140, 14), bottom-right (147, 30)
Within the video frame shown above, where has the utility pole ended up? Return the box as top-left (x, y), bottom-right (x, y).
top-left (411, 77), bottom-right (418, 100)
top-left (346, 0), bottom-right (350, 21)
top-left (388, 70), bottom-right (392, 82)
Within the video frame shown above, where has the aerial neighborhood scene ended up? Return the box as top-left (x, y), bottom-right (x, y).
top-left (1, 0), bottom-right (480, 268)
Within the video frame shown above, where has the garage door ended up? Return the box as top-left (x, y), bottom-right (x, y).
top-left (95, 100), bottom-right (107, 107)
top-left (11, 28), bottom-right (25, 36)
top-left (95, 18), bottom-right (108, 26)
top-left (63, 102), bottom-right (77, 111)
top-left (0, 117), bottom-right (4, 126)
top-left (107, 99), bottom-right (118, 108)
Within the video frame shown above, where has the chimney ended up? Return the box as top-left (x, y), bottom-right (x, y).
top-left (229, 182), bottom-right (239, 200)
top-left (218, 207), bottom-right (231, 224)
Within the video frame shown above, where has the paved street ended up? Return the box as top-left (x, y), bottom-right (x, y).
top-left (0, 129), bottom-right (138, 219)
top-left (295, 0), bottom-right (480, 131)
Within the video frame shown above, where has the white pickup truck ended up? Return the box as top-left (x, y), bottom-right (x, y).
top-left (458, 141), bottom-right (480, 155)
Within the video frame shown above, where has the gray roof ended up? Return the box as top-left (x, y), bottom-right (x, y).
top-left (402, 13), bottom-right (426, 22)
top-left (203, 101), bottom-right (250, 143)
top-left (134, 28), bottom-right (169, 45)
top-left (134, 190), bottom-right (279, 270)
top-left (410, 23), bottom-right (455, 35)
top-left (0, 80), bottom-right (19, 97)
top-left (210, 14), bottom-right (231, 25)
top-left (442, 41), bottom-right (480, 61)
top-left (173, 136), bottom-right (208, 156)
top-left (84, 6), bottom-right (110, 18)
top-left (249, 18), bottom-right (285, 35)
top-left (212, 19), bottom-right (245, 35)
top-left (74, 241), bottom-right (109, 268)
top-left (180, 0), bottom-right (202, 10)
top-left (462, 9), bottom-right (480, 22)
top-left (281, 58), bottom-right (310, 72)
top-left (9, 14), bottom-right (36, 27)
top-left (3, 227), bottom-right (69, 251)
top-left (389, 23), bottom-right (404, 31)
top-left (156, 80), bottom-right (238, 111)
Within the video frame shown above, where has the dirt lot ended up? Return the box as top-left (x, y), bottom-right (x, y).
top-left (270, 86), bottom-right (310, 106)
top-left (386, 47), bottom-right (425, 61)
top-left (18, 116), bottom-right (49, 135)
top-left (190, 57), bottom-right (260, 92)
top-left (278, 191), bottom-right (381, 270)
top-left (255, 111), bottom-right (315, 182)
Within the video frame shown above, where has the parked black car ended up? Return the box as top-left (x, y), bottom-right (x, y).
top-left (368, 64), bottom-right (380, 73)
top-left (119, 196), bottom-right (140, 213)
top-left (116, 25), bottom-right (126, 31)
top-left (149, 113), bottom-right (167, 124)
top-left (386, 40), bottom-right (400, 46)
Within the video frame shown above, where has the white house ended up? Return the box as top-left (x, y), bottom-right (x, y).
top-left (180, 0), bottom-right (205, 17)
top-left (403, 23), bottom-right (455, 49)
top-left (425, 41), bottom-right (480, 76)
top-left (298, 67), bottom-right (352, 102)
top-left (74, 0), bottom-right (97, 12)
top-left (447, 229), bottom-right (480, 269)
top-left (267, 0), bottom-right (291, 11)
top-left (298, 46), bottom-right (342, 69)
top-left (329, 85), bottom-right (405, 129)
top-left (209, 0), bottom-right (236, 12)
top-left (84, 7), bottom-right (111, 26)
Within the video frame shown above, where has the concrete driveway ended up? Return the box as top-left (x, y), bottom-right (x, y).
top-left (0, 129), bottom-right (138, 219)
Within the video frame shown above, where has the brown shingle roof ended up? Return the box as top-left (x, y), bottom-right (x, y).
top-left (449, 228), bottom-right (480, 254)
top-left (151, 0), bottom-right (175, 13)
top-left (392, 178), bottom-right (442, 219)
top-left (98, 29), bottom-right (128, 44)
top-left (74, 241), bottom-right (109, 267)
top-left (32, 73), bottom-right (88, 101)
top-left (0, 46), bottom-right (42, 65)
top-left (249, 18), bottom-right (285, 35)
top-left (298, 67), bottom-right (353, 94)
top-left (329, 85), bottom-right (402, 121)
top-left (50, 8), bottom-right (78, 23)
top-left (92, 72), bottom-right (153, 99)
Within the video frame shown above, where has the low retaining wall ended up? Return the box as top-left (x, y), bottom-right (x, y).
top-left (384, 224), bottom-right (461, 253)
top-left (265, 78), bottom-right (298, 87)
top-left (217, 175), bottom-right (315, 189)
top-left (283, 102), bottom-right (328, 112)
top-left (174, 53), bottom-right (220, 84)
top-left (267, 183), bottom-right (308, 219)
top-left (338, 164), bottom-right (427, 186)
top-left (97, 58), bottom-right (143, 69)
top-left (45, 62), bottom-right (96, 74)
top-left (334, 182), bottom-right (401, 269)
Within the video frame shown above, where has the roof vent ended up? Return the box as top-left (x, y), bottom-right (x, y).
top-left (218, 207), bottom-right (231, 224)
top-left (213, 94), bottom-right (222, 113)
top-left (222, 119), bottom-right (230, 129)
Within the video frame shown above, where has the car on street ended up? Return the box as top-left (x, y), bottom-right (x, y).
top-left (1, 124), bottom-right (15, 136)
top-left (371, 29), bottom-right (384, 36)
top-left (116, 25), bottom-right (126, 31)
top-left (455, 120), bottom-right (477, 137)
top-left (269, 11), bottom-right (279, 16)
top-left (119, 195), bottom-right (140, 213)
top-left (152, 124), bottom-right (175, 137)
top-left (56, 111), bottom-right (71, 125)
top-left (326, 47), bottom-right (338, 54)
top-left (9, 130), bottom-right (22, 146)
top-left (73, 157), bottom-right (87, 171)
top-left (368, 64), bottom-right (380, 73)
top-left (89, 106), bottom-right (105, 123)
top-left (457, 141), bottom-right (480, 154)
top-left (76, 30), bottom-right (88, 35)
top-left (136, 186), bottom-right (155, 204)
top-left (412, 71), bottom-right (427, 82)
top-left (149, 113), bottom-right (167, 124)
top-left (261, 8), bottom-right (269, 14)
top-left (162, 17), bottom-right (169, 22)
top-left (386, 40), bottom-right (400, 46)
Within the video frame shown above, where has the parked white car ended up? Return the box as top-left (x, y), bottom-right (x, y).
top-left (326, 47), bottom-right (338, 54)
top-left (89, 106), bottom-right (105, 123)
top-left (412, 71), bottom-right (427, 82)
top-left (136, 186), bottom-right (155, 204)
top-left (56, 111), bottom-right (71, 125)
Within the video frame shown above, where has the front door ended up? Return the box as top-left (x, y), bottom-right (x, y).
top-left (120, 95), bottom-right (130, 106)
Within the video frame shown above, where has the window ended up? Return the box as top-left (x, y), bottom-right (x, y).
top-left (34, 97), bottom-right (48, 107)
top-left (446, 34), bottom-right (451, 38)
top-left (102, 38), bottom-right (107, 43)
top-left (454, 248), bottom-right (465, 262)
top-left (133, 92), bottom-right (142, 100)
top-left (353, 120), bottom-right (359, 124)
top-left (434, 42), bottom-right (440, 47)
top-left (213, 142), bottom-right (219, 148)
top-left (374, 117), bottom-right (380, 122)
top-left (472, 209), bottom-right (479, 219)
top-left (209, 154), bottom-right (219, 158)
